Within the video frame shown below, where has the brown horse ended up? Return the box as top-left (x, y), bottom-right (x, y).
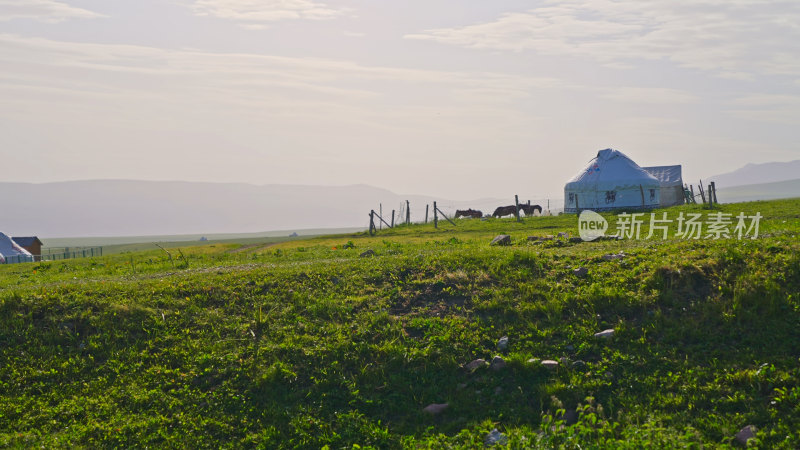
top-left (455, 209), bottom-right (483, 219)
top-left (492, 205), bottom-right (518, 217)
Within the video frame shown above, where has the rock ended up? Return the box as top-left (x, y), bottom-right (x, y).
top-left (602, 252), bottom-right (625, 261)
top-left (497, 336), bottom-right (509, 351)
top-left (565, 344), bottom-right (574, 351)
top-left (557, 232), bottom-right (569, 239)
top-left (540, 236), bottom-right (554, 241)
top-left (359, 249), bottom-right (376, 258)
top-left (573, 267), bottom-right (589, 277)
top-left (594, 329), bottom-right (615, 339)
top-left (484, 428), bottom-right (508, 447)
top-left (527, 236), bottom-right (540, 241)
top-left (527, 358), bottom-right (541, 365)
top-left (491, 355), bottom-right (507, 371)
top-left (562, 409), bottom-right (579, 425)
top-left (734, 425), bottom-right (756, 446)
top-left (422, 403), bottom-right (449, 415)
top-left (541, 360), bottom-right (559, 369)
top-left (465, 359), bottom-right (488, 371)
top-left (491, 235), bottom-right (512, 246)
top-left (572, 360), bottom-right (587, 369)
top-left (569, 237), bottom-right (583, 243)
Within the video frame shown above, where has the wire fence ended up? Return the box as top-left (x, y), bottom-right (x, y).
top-left (366, 196), bottom-right (563, 233)
top-left (40, 246), bottom-right (104, 261)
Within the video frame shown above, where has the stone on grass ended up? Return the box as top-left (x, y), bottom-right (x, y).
top-left (573, 267), bottom-right (589, 277)
top-left (569, 237), bottom-right (583, 243)
top-left (491, 235), bottom-right (512, 246)
top-left (465, 359), bottom-right (488, 371)
top-left (594, 329), bottom-right (615, 339)
top-left (484, 428), bottom-right (508, 447)
top-left (527, 357), bottom-right (541, 365)
top-left (541, 360), bottom-right (559, 370)
top-left (423, 403), bottom-right (449, 415)
top-left (602, 251), bottom-right (627, 261)
top-left (734, 425), bottom-right (756, 446)
top-left (359, 249), bottom-right (376, 258)
top-left (491, 355), bottom-right (507, 371)
top-left (497, 336), bottom-right (509, 351)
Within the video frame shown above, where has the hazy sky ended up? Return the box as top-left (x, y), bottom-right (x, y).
top-left (1, 0), bottom-right (798, 200)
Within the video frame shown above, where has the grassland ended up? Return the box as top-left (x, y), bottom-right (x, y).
top-left (2, 199), bottom-right (799, 448)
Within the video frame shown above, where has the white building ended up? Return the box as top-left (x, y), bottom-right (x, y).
top-left (564, 149), bottom-right (662, 213)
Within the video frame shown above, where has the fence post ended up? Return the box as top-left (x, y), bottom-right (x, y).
top-left (708, 184), bottom-right (714, 208)
top-left (379, 204), bottom-right (383, 230)
top-left (433, 201), bottom-right (438, 229)
top-left (406, 200), bottom-right (410, 225)
top-left (425, 204), bottom-right (429, 224)
top-left (391, 210), bottom-right (395, 227)
top-left (514, 194), bottom-right (521, 222)
top-left (369, 210), bottom-right (376, 235)
top-left (711, 181), bottom-right (718, 204)
top-left (698, 180), bottom-right (706, 204)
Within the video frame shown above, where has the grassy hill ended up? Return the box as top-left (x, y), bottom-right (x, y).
top-left (1, 199), bottom-right (799, 447)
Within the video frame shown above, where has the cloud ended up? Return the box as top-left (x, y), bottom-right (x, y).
top-left (405, 0), bottom-right (800, 79)
top-left (191, 0), bottom-right (344, 25)
top-left (598, 87), bottom-right (698, 104)
top-left (727, 94), bottom-right (800, 124)
top-left (0, 0), bottom-right (105, 22)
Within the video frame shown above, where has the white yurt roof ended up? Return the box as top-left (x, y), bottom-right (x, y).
top-left (642, 165), bottom-right (683, 187)
top-left (565, 149), bottom-right (660, 191)
top-left (0, 232), bottom-right (33, 264)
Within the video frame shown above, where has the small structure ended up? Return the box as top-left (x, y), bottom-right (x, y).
top-left (642, 165), bottom-right (685, 207)
top-left (564, 149), bottom-right (661, 213)
top-left (12, 236), bottom-right (43, 260)
top-left (0, 232), bottom-right (34, 264)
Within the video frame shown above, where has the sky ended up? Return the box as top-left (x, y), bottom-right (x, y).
top-left (1, 0), bottom-right (799, 201)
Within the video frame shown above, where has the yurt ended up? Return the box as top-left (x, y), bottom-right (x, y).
top-left (564, 149), bottom-right (661, 213)
top-left (642, 165), bottom-right (685, 208)
top-left (0, 232), bottom-right (34, 264)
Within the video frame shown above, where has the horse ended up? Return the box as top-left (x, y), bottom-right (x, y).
top-left (518, 204), bottom-right (542, 216)
top-left (455, 209), bottom-right (483, 219)
top-left (492, 205), bottom-right (518, 218)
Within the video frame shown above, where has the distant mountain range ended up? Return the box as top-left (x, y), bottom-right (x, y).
top-left (0, 180), bottom-right (507, 238)
top-left (707, 160), bottom-right (800, 188)
top-left (714, 178), bottom-right (800, 204)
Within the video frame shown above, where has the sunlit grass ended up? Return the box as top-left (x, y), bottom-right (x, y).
top-left (1, 198), bottom-right (799, 447)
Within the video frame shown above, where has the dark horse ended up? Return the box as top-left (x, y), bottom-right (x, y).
top-left (492, 204), bottom-right (543, 218)
top-left (492, 205), bottom-right (518, 217)
top-left (455, 208), bottom-right (483, 219)
top-left (519, 204), bottom-right (542, 216)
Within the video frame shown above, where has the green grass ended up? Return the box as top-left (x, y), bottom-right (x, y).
top-left (2, 199), bottom-right (799, 448)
